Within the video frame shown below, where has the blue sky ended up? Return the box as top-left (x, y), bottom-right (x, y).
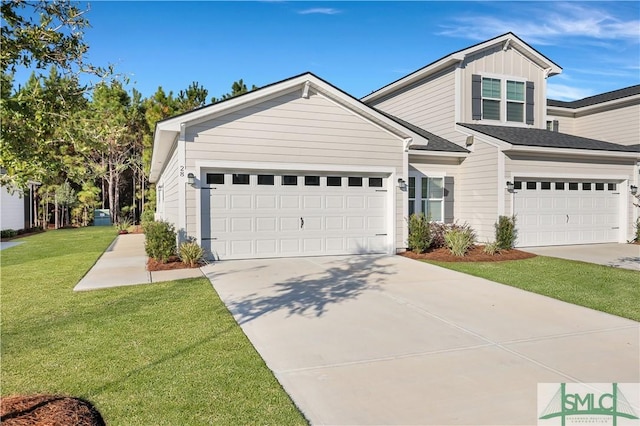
top-left (17, 1), bottom-right (640, 101)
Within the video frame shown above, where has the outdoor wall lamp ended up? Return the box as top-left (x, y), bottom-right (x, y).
top-left (506, 181), bottom-right (515, 193)
top-left (187, 172), bottom-right (195, 186)
top-left (397, 178), bottom-right (406, 189)
top-left (631, 185), bottom-right (638, 195)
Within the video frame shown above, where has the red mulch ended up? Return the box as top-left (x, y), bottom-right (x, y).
top-left (400, 245), bottom-right (537, 262)
top-left (146, 255), bottom-right (202, 271)
top-left (0, 394), bottom-right (105, 426)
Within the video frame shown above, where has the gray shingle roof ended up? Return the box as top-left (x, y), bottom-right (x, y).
top-left (458, 123), bottom-right (639, 153)
top-left (374, 109), bottom-right (469, 153)
top-left (547, 85), bottom-right (640, 108)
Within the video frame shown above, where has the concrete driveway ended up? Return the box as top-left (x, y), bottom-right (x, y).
top-left (522, 243), bottom-right (640, 271)
top-left (202, 255), bottom-right (639, 425)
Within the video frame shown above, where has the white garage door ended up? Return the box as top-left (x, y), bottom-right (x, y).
top-left (201, 171), bottom-right (390, 260)
top-left (514, 180), bottom-right (620, 247)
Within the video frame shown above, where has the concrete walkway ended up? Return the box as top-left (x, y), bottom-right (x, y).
top-left (202, 255), bottom-right (640, 425)
top-left (522, 243), bottom-right (640, 271)
top-left (74, 234), bottom-right (203, 291)
top-left (0, 241), bottom-right (23, 250)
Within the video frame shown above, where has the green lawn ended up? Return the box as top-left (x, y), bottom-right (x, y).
top-left (426, 256), bottom-right (640, 321)
top-left (1, 227), bottom-right (306, 425)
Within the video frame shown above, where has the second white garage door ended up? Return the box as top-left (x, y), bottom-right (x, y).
top-left (201, 171), bottom-right (390, 260)
top-left (513, 179), bottom-right (620, 247)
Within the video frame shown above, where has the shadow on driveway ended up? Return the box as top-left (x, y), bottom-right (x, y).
top-left (205, 255), bottom-right (394, 324)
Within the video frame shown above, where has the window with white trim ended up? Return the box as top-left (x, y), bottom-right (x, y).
top-left (421, 177), bottom-right (444, 222)
top-left (506, 80), bottom-right (525, 122)
top-left (482, 77), bottom-right (501, 120)
top-left (408, 177), bottom-right (416, 215)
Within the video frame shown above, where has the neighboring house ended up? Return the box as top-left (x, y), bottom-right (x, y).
top-left (1, 184), bottom-right (28, 232)
top-left (150, 32), bottom-right (639, 260)
top-left (546, 85), bottom-right (640, 147)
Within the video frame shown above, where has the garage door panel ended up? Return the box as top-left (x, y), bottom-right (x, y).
top-left (231, 240), bottom-right (253, 256)
top-left (347, 196), bottom-right (365, 209)
top-left (303, 217), bottom-right (322, 231)
top-left (280, 195), bottom-right (300, 209)
top-left (347, 216), bottom-right (365, 230)
top-left (280, 217), bottom-right (300, 231)
top-left (326, 238), bottom-right (345, 251)
top-left (231, 195), bottom-right (252, 209)
top-left (231, 217), bottom-right (252, 232)
top-left (256, 217), bottom-right (277, 232)
top-left (280, 239), bottom-right (301, 253)
top-left (303, 196), bottom-right (322, 209)
top-left (211, 218), bottom-right (227, 232)
top-left (211, 194), bottom-right (227, 209)
top-left (303, 239), bottom-right (323, 253)
top-left (326, 217), bottom-right (344, 230)
top-left (256, 195), bottom-right (276, 209)
top-left (514, 179), bottom-right (619, 247)
top-left (326, 196), bottom-right (344, 209)
top-left (256, 240), bottom-right (277, 254)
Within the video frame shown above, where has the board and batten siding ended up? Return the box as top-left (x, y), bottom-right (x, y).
top-left (156, 143), bottom-right (180, 228)
top-left (367, 68), bottom-right (462, 145)
top-left (456, 140), bottom-right (500, 241)
top-left (182, 88), bottom-right (405, 250)
top-left (504, 154), bottom-right (637, 242)
top-left (460, 45), bottom-right (547, 128)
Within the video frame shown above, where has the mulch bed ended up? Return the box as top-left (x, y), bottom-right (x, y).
top-left (0, 394), bottom-right (105, 426)
top-left (400, 245), bottom-right (537, 262)
top-left (146, 255), bottom-right (203, 272)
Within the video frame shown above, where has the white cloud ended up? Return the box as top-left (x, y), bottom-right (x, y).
top-left (438, 3), bottom-right (640, 45)
top-left (298, 8), bottom-right (341, 15)
top-left (547, 83), bottom-right (594, 101)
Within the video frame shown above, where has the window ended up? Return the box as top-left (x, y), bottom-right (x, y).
top-left (569, 182), bottom-right (579, 191)
top-left (282, 175), bottom-right (297, 186)
top-left (421, 177), bottom-right (444, 222)
top-left (506, 80), bottom-right (524, 122)
top-left (348, 177), bottom-right (363, 187)
top-left (546, 121), bottom-right (553, 130)
top-left (608, 183), bottom-right (617, 191)
top-left (555, 182), bottom-right (565, 190)
top-left (232, 174), bottom-right (249, 185)
top-left (541, 182), bottom-right (551, 190)
top-left (327, 176), bottom-right (341, 186)
top-left (369, 177), bottom-right (383, 188)
top-left (482, 77), bottom-right (501, 120)
top-left (206, 173), bottom-right (224, 184)
top-left (514, 181), bottom-right (522, 190)
top-left (582, 183), bottom-right (591, 191)
top-left (526, 182), bottom-right (537, 190)
top-left (305, 176), bottom-right (320, 186)
top-left (595, 183), bottom-right (604, 191)
top-left (257, 174), bottom-right (274, 185)
top-left (408, 177), bottom-right (416, 215)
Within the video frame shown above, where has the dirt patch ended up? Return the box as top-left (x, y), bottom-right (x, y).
top-left (146, 256), bottom-right (202, 271)
top-left (400, 245), bottom-right (537, 262)
top-left (0, 394), bottom-right (105, 426)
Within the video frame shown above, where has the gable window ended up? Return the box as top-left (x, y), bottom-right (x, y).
top-left (482, 78), bottom-right (501, 120)
top-left (506, 80), bottom-right (525, 122)
top-left (473, 75), bottom-right (534, 124)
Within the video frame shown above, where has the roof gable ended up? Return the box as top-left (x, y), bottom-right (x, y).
top-left (150, 72), bottom-right (431, 182)
top-left (362, 32), bottom-right (562, 104)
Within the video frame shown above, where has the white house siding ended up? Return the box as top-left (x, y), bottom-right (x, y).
top-left (461, 45), bottom-right (547, 128)
top-left (156, 143), bottom-right (180, 227)
top-left (456, 140), bottom-right (500, 241)
top-left (183, 88), bottom-right (405, 250)
top-left (1, 185), bottom-right (26, 230)
top-left (573, 104), bottom-right (640, 146)
top-left (504, 154), bottom-right (637, 242)
top-left (546, 112), bottom-right (575, 135)
top-left (367, 68), bottom-right (462, 145)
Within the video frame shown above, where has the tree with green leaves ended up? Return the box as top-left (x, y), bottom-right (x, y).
top-left (211, 79), bottom-right (258, 103)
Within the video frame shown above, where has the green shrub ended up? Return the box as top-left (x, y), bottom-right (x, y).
top-left (495, 215), bottom-right (517, 250)
top-left (1, 229), bottom-right (18, 239)
top-left (635, 218), bottom-right (640, 243)
top-left (430, 221), bottom-right (475, 249)
top-left (407, 213), bottom-right (432, 254)
top-left (141, 209), bottom-right (155, 227)
top-left (444, 227), bottom-right (476, 257)
top-left (178, 241), bottom-right (205, 267)
top-left (483, 241), bottom-right (500, 255)
top-left (115, 217), bottom-right (132, 232)
top-left (144, 221), bottom-right (176, 263)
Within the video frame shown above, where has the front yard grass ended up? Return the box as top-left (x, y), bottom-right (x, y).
top-left (1, 227), bottom-right (306, 425)
top-left (426, 256), bottom-right (640, 322)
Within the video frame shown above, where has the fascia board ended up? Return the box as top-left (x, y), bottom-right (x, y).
top-left (505, 145), bottom-right (640, 160)
top-left (409, 150), bottom-right (468, 158)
